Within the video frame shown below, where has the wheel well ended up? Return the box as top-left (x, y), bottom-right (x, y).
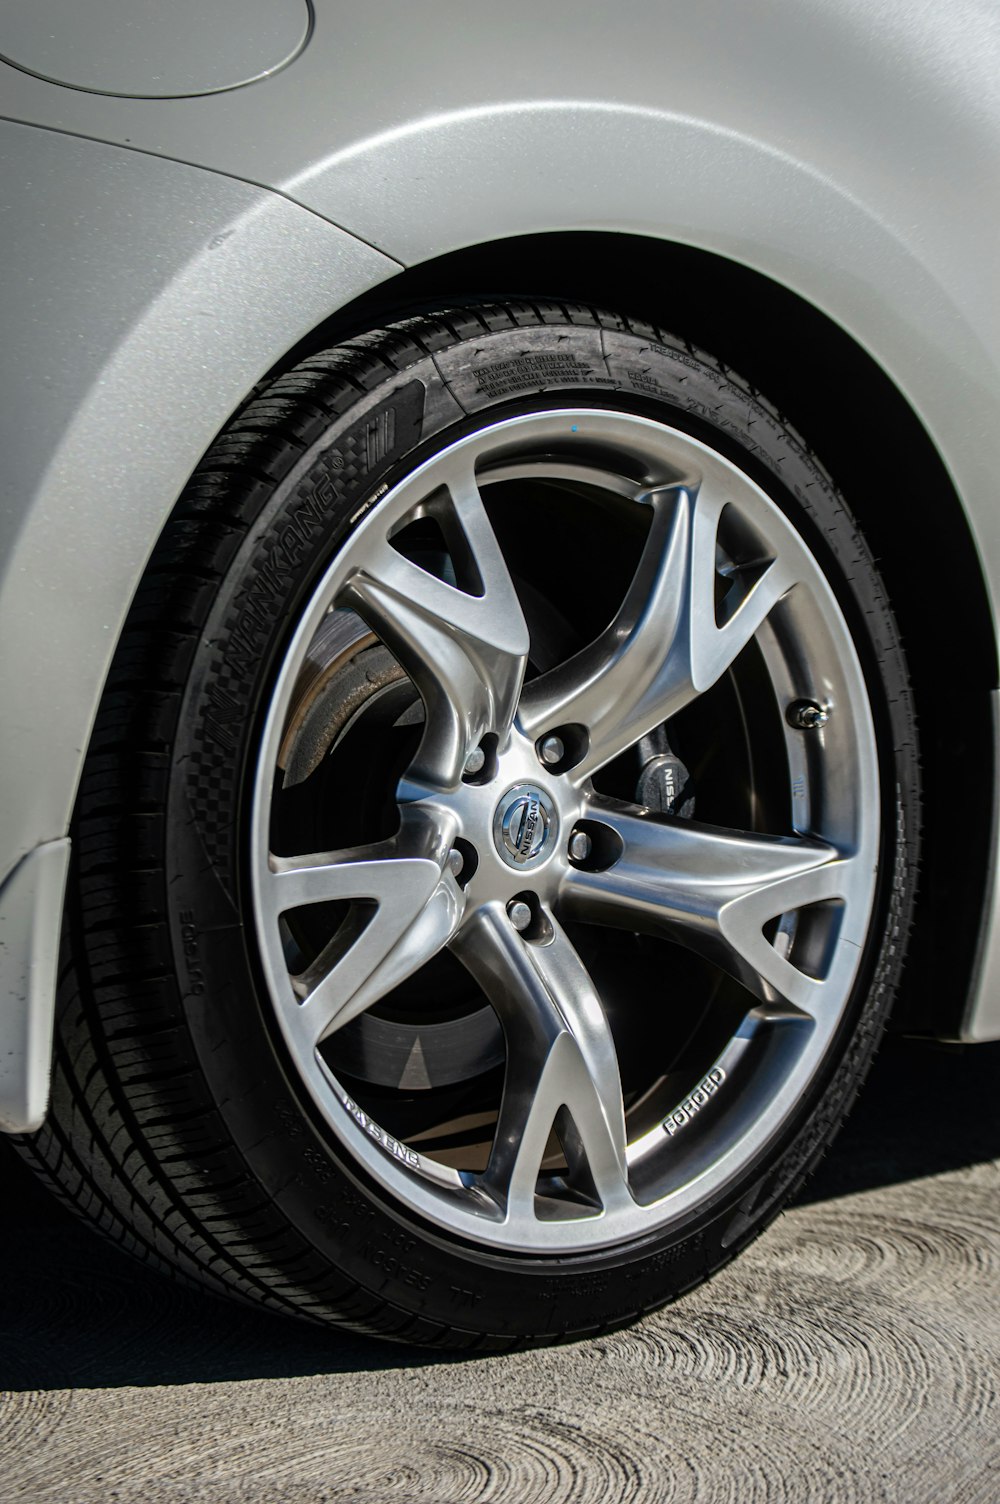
top-left (271, 231), bottom-right (996, 1036)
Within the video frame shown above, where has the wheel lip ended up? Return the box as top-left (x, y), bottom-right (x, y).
top-left (249, 405), bottom-right (881, 1254)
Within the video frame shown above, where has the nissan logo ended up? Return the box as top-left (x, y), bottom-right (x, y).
top-left (493, 785), bottom-right (557, 869)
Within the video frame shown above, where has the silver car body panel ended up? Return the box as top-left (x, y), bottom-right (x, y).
top-left (0, 840), bottom-right (69, 1132)
top-left (1, 1), bottom-right (998, 1130)
top-left (0, 121), bottom-right (398, 887)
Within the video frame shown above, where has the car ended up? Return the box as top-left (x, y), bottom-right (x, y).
top-left (1, 0), bottom-right (997, 1349)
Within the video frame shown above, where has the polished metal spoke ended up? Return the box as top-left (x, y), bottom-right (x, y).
top-left (563, 802), bottom-right (860, 1013)
top-left (452, 904), bottom-right (631, 1225)
top-left (340, 459), bottom-right (529, 789)
top-left (263, 815), bottom-right (466, 1045)
top-left (519, 482), bottom-right (796, 781)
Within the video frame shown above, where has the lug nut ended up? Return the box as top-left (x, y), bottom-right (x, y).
top-left (507, 900), bottom-right (533, 933)
top-left (787, 699), bottom-right (830, 731)
top-left (464, 747), bottom-right (486, 777)
top-left (568, 830), bottom-right (592, 863)
top-left (447, 848), bottom-right (464, 878)
top-left (539, 735), bottom-right (565, 767)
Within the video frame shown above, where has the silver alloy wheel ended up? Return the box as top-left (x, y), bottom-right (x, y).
top-left (250, 408), bottom-right (879, 1254)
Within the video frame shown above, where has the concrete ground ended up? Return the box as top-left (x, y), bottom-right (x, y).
top-left (2, 1036), bottom-right (998, 1504)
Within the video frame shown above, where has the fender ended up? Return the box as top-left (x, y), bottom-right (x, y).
top-left (0, 122), bottom-right (397, 887)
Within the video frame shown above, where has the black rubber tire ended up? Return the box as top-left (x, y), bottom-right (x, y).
top-left (19, 303), bottom-right (920, 1349)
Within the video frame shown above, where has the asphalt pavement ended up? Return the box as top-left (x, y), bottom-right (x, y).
top-left (2, 1036), bottom-right (999, 1503)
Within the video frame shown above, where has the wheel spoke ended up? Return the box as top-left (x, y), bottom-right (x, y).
top-left (452, 904), bottom-right (631, 1223)
top-left (519, 482), bottom-right (796, 781)
top-left (340, 460), bottom-right (529, 789)
top-left (263, 819), bottom-right (467, 1044)
top-left (563, 802), bottom-right (864, 1013)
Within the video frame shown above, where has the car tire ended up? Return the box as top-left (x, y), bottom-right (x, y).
top-left (20, 302), bottom-right (920, 1348)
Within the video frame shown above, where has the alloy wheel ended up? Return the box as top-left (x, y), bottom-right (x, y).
top-left (251, 407), bottom-right (879, 1253)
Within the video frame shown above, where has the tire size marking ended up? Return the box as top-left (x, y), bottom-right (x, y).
top-left (448, 1285), bottom-right (484, 1309)
top-left (539, 1273), bottom-right (610, 1301)
top-left (474, 353), bottom-right (604, 400)
top-left (628, 1230), bottom-right (706, 1279)
top-left (663, 1067), bottom-right (727, 1137)
top-left (359, 1240), bottom-right (433, 1292)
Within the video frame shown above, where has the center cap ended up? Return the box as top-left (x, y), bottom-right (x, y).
top-left (493, 784), bottom-right (558, 869)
